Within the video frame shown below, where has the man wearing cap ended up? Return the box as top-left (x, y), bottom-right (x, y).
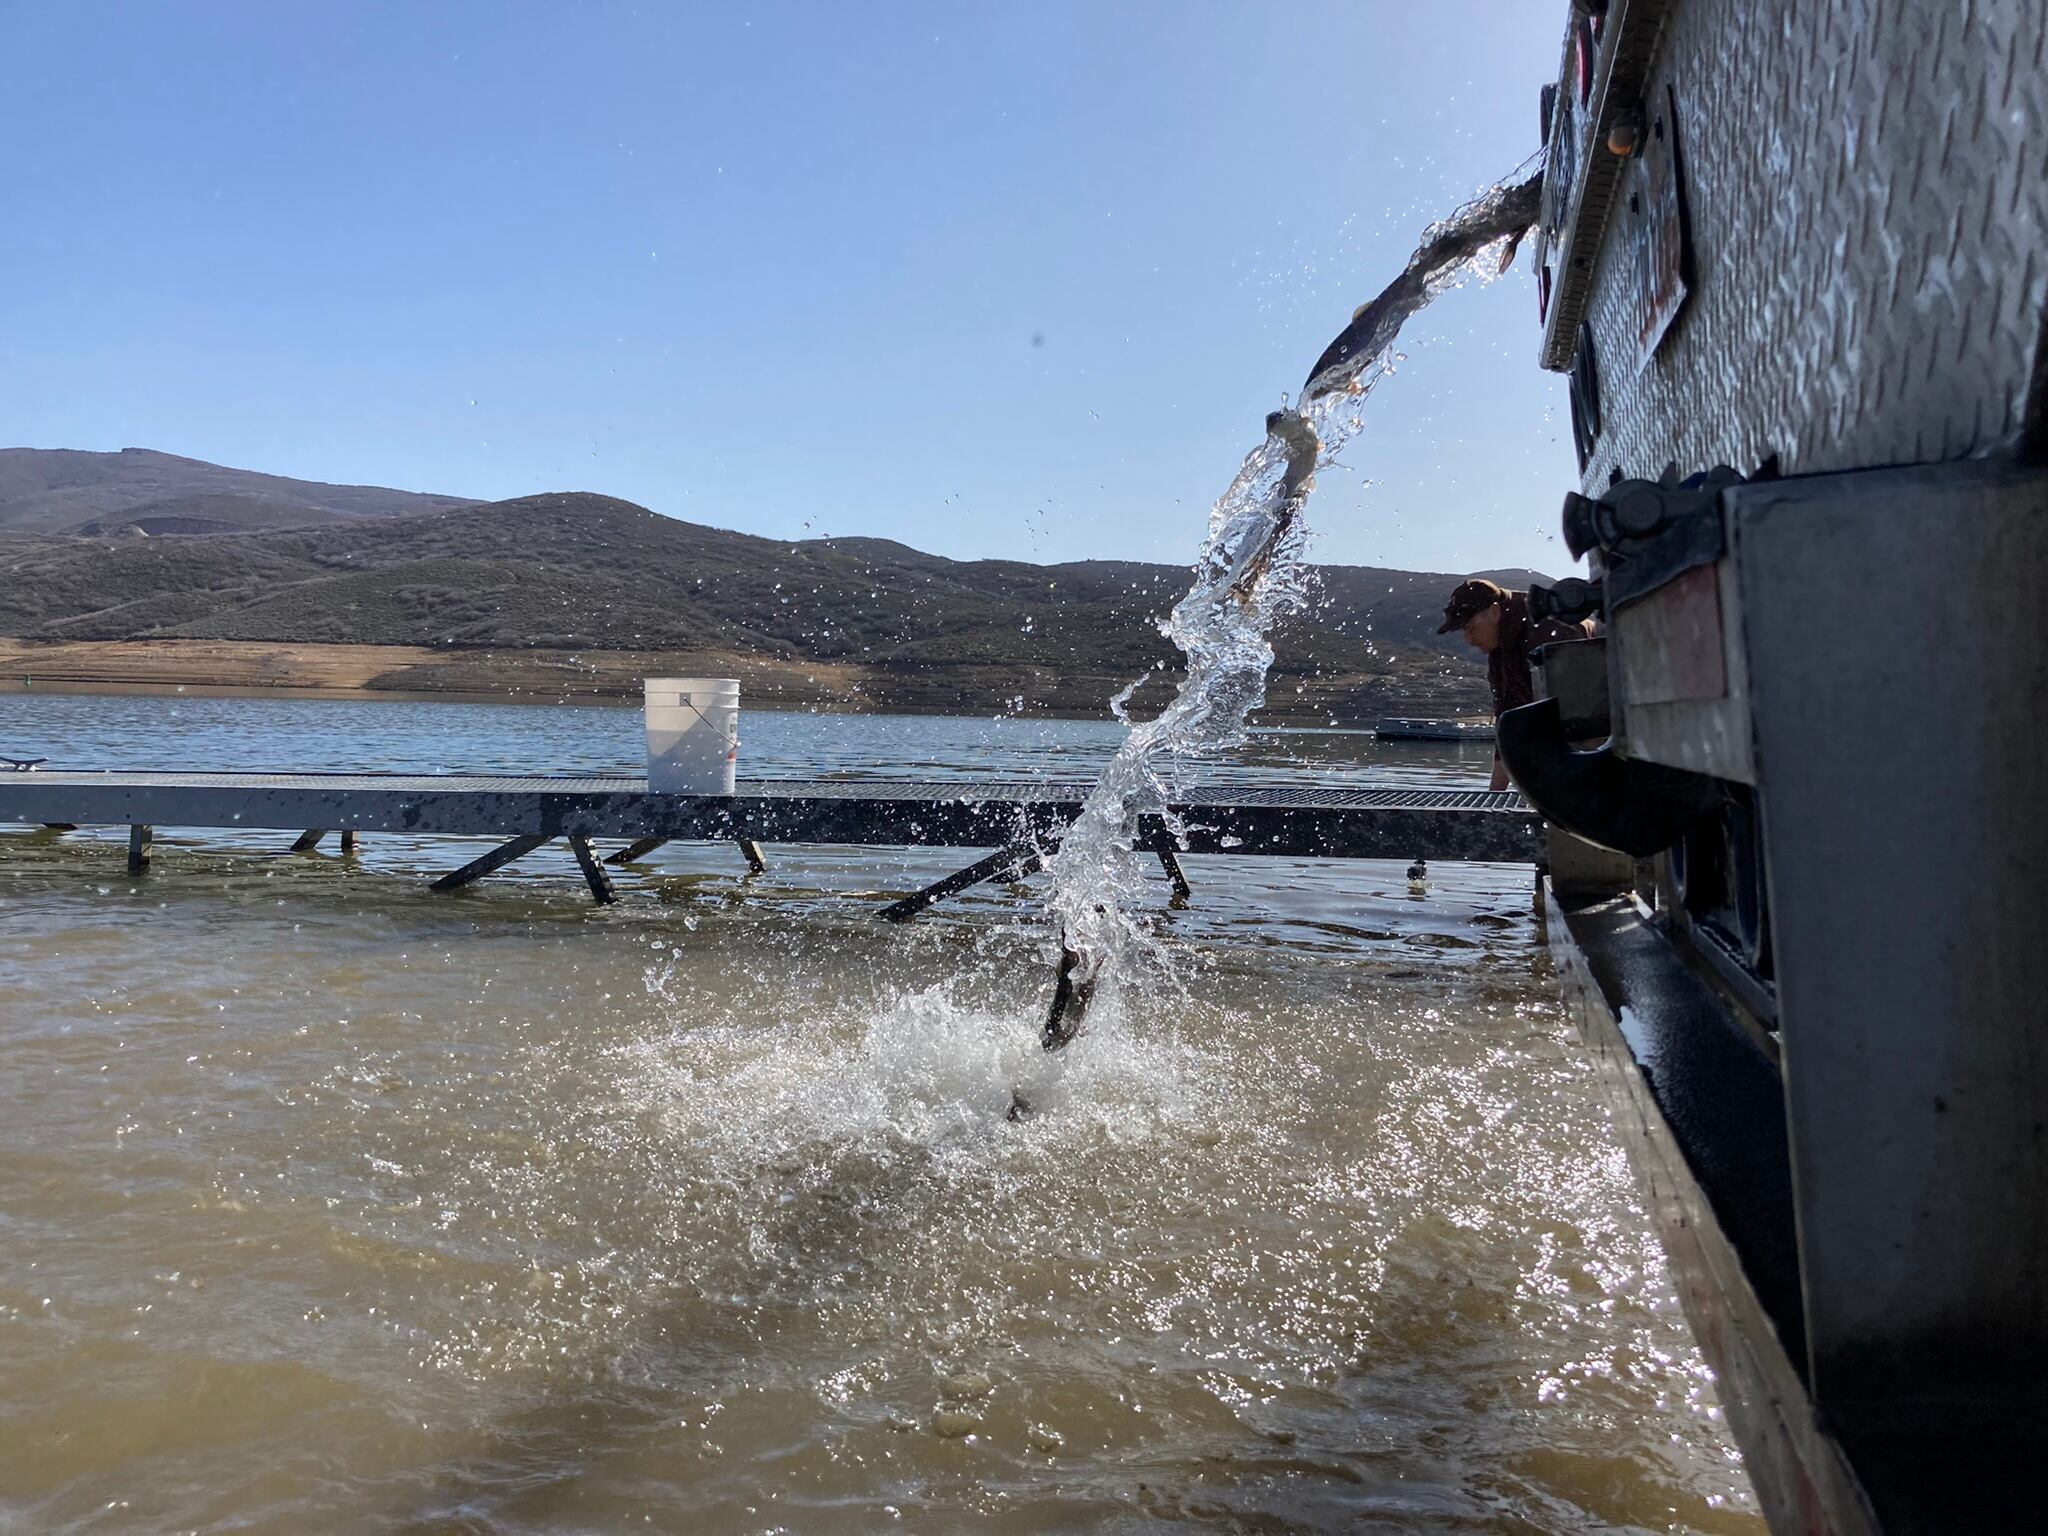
top-left (1438, 578), bottom-right (1594, 790)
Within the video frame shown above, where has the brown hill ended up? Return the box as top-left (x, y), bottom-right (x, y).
top-left (0, 487), bottom-right (1535, 720)
top-left (0, 447), bottom-right (474, 535)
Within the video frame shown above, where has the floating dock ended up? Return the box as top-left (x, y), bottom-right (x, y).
top-left (1373, 717), bottom-right (1496, 742)
top-left (0, 770), bottom-right (1539, 910)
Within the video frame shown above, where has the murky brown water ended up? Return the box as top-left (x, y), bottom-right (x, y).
top-left (0, 697), bottom-right (1759, 1533)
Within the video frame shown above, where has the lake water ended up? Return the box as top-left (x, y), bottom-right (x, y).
top-left (0, 692), bottom-right (1759, 1534)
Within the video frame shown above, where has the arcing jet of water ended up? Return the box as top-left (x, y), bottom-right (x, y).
top-left (1036, 407), bottom-right (1319, 1060)
top-left (1022, 165), bottom-right (1546, 1099)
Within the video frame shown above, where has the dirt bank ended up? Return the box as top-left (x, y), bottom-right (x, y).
top-left (0, 637), bottom-right (1485, 723)
top-left (0, 639), bottom-right (868, 709)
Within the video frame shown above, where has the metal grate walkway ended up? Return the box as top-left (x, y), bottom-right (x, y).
top-left (0, 771), bottom-right (1541, 865)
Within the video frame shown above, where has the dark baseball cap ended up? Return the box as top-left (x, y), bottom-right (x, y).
top-left (1436, 578), bottom-right (1508, 634)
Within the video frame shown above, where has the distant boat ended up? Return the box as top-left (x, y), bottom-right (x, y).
top-left (1374, 716), bottom-right (1495, 742)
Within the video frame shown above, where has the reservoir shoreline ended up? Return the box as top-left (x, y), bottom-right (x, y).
top-left (0, 636), bottom-right (1485, 724)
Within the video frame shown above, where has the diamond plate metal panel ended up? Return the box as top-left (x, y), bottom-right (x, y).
top-left (1574, 0), bottom-right (2048, 488)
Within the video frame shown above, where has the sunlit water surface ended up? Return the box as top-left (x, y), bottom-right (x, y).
top-left (0, 694), bottom-right (1758, 1533)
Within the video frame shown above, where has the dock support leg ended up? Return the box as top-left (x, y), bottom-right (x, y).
top-left (568, 833), bottom-right (617, 905)
top-left (127, 824), bottom-right (152, 874)
top-left (340, 830), bottom-right (358, 854)
top-left (605, 836), bottom-right (669, 866)
top-left (737, 838), bottom-right (768, 875)
top-left (430, 832), bottom-right (553, 892)
top-left (878, 842), bottom-right (1042, 923)
top-left (995, 848), bottom-right (1043, 883)
top-left (290, 829), bottom-right (327, 852)
top-left (1157, 846), bottom-right (1191, 905)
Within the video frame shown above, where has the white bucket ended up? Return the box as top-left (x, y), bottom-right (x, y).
top-left (644, 677), bottom-right (739, 795)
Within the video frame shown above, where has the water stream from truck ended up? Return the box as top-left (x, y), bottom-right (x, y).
top-left (1035, 165), bottom-right (1546, 1059)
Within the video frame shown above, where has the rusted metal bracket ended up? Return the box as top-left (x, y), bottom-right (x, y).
top-left (877, 842), bottom-right (1043, 924)
top-left (1157, 846), bottom-right (1191, 905)
top-left (606, 836), bottom-right (765, 874)
top-left (606, 836), bottom-right (670, 866)
top-left (430, 832), bottom-right (553, 892)
top-left (567, 833), bottom-right (616, 905)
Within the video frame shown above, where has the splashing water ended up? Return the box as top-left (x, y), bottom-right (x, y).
top-left (1039, 168), bottom-right (1545, 1045)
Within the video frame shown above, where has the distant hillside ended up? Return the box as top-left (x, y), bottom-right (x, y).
top-left (0, 447), bottom-right (474, 535)
top-left (0, 474), bottom-right (1545, 719)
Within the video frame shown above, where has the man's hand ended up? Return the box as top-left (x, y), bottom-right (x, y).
top-left (1490, 755), bottom-right (1511, 792)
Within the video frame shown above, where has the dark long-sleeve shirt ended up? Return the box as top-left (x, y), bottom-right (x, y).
top-left (1488, 589), bottom-right (1594, 718)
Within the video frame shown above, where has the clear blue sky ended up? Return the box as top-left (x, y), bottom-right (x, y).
top-left (1, 1), bottom-right (1576, 576)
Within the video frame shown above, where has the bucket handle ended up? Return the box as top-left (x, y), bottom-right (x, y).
top-left (667, 692), bottom-right (739, 750)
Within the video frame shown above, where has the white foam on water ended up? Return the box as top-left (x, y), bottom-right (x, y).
top-left (623, 958), bottom-right (1221, 1171)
